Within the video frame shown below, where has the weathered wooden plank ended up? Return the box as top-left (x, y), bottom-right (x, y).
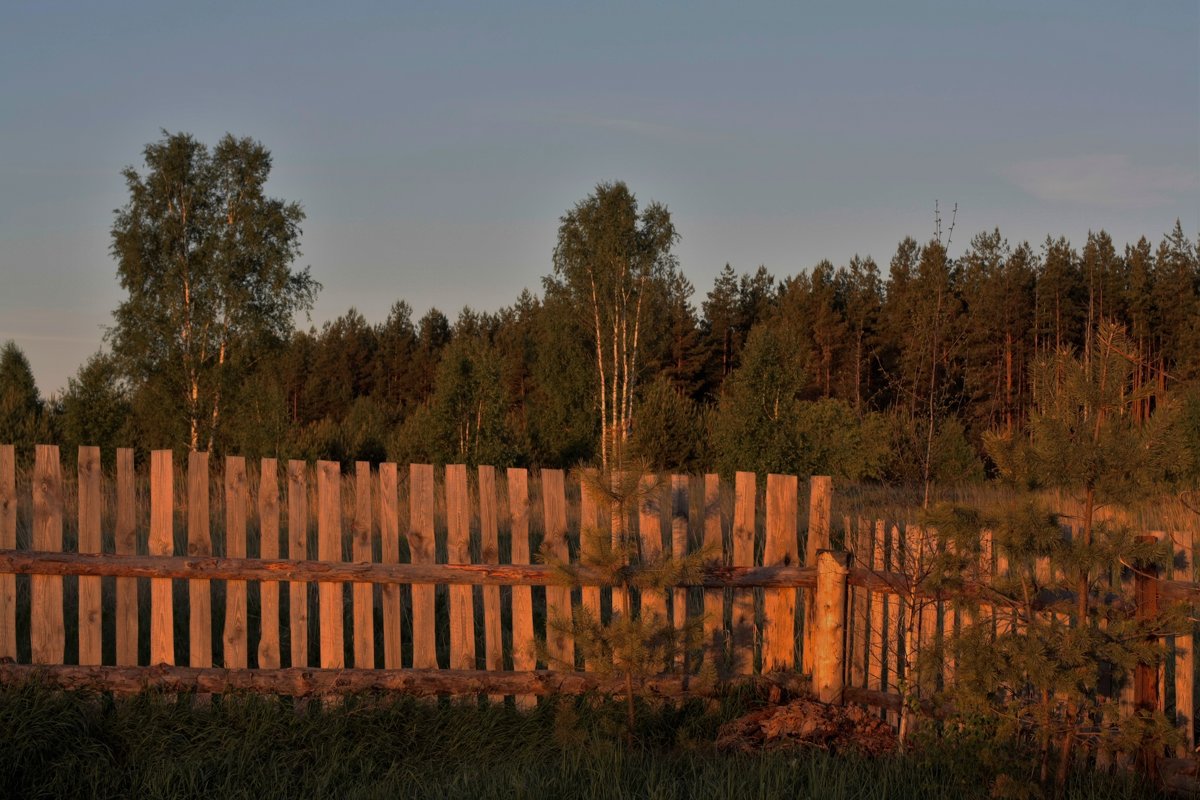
top-left (479, 466), bottom-right (503, 680)
top-left (671, 475), bottom-right (689, 667)
top-left (31, 445), bottom-right (64, 665)
top-left (886, 523), bottom-right (900, 729)
top-left (0, 445), bottom-right (14, 661)
top-left (543, 468), bottom-right (573, 668)
top-left (187, 451), bottom-right (212, 668)
top-left (148, 450), bottom-right (174, 666)
top-left (850, 518), bottom-right (868, 688)
top-left (378, 462), bottom-right (402, 669)
top-left (0, 662), bottom-right (807, 699)
top-left (508, 468), bottom-right (535, 705)
top-left (578, 468), bottom-right (604, 643)
top-left (77, 446), bottom-right (102, 666)
top-left (732, 471), bottom-right (756, 675)
top-left (702, 474), bottom-right (724, 672)
top-left (868, 520), bottom-right (886, 698)
top-left (223, 457), bottom-right (248, 668)
top-left (408, 464), bottom-right (437, 669)
top-left (638, 474), bottom-right (667, 628)
top-left (802, 475), bottom-right (832, 675)
top-left (257, 459), bottom-right (281, 670)
top-left (352, 462), bottom-right (374, 669)
top-left (762, 474), bottom-right (798, 673)
top-left (317, 461), bottom-right (344, 669)
top-left (115, 448), bottom-right (137, 666)
top-left (287, 461), bottom-right (308, 668)
top-left (0, 550), bottom-right (818, 587)
top-left (1176, 530), bottom-right (1194, 757)
top-left (445, 464), bottom-right (475, 671)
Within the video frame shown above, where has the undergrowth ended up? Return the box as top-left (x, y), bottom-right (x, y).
top-left (0, 682), bottom-right (1167, 800)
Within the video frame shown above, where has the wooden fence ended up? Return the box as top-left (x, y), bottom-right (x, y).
top-left (0, 444), bottom-right (1195, 756)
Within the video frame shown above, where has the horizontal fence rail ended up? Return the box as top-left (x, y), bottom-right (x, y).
top-left (0, 442), bottom-right (1195, 758)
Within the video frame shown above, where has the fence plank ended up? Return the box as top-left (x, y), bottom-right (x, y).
top-left (31, 445), bottom-right (65, 665)
top-left (115, 448), bottom-right (137, 666)
top-left (479, 466), bottom-right (503, 681)
top-left (671, 475), bottom-right (689, 668)
top-left (352, 462), bottom-right (374, 669)
top-left (77, 446), bottom-right (102, 665)
top-left (543, 468), bottom-right (573, 668)
top-left (317, 461), bottom-right (344, 669)
top-left (886, 523), bottom-right (901, 729)
top-left (638, 474), bottom-right (666, 628)
top-left (1175, 531), bottom-right (1194, 756)
top-left (732, 471), bottom-right (756, 675)
top-left (187, 452), bottom-right (212, 668)
top-left (148, 450), bottom-right (173, 666)
top-left (408, 464), bottom-right (437, 669)
top-left (850, 518), bottom-right (868, 688)
top-left (223, 457), bottom-right (249, 668)
top-left (803, 475), bottom-right (832, 675)
top-left (579, 468), bottom-right (603, 656)
top-left (702, 474), bottom-right (724, 672)
top-left (258, 459), bottom-right (281, 670)
top-left (287, 461), bottom-right (309, 668)
top-left (868, 520), bottom-right (885, 699)
top-left (763, 474), bottom-right (798, 672)
top-left (379, 463), bottom-right (402, 669)
top-left (508, 468), bottom-right (535, 704)
top-left (0, 445), bottom-right (13, 661)
top-left (446, 464), bottom-right (475, 671)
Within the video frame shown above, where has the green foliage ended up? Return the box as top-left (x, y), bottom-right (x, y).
top-left (109, 130), bottom-right (317, 451)
top-left (0, 341), bottom-right (50, 461)
top-left (57, 351), bottom-right (131, 461)
top-left (629, 375), bottom-right (705, 471)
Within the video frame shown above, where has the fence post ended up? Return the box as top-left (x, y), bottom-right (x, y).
top-left (1134, 534), bottom-right (1160, 776)
top-left (813, 549), bottom-right (851, 704)
top-left (803, 476), bottom-right (832, 675)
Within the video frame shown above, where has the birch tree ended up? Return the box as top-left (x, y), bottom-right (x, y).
top-left (110, 131), bottom-right (317, 451)
top-left (549, 182), bottom-right (679, 469)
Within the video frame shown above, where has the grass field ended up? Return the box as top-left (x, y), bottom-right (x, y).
top-left (1, 682), bottom-right (1168, 800)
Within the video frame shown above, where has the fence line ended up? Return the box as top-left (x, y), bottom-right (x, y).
top-left (0, 443), bottom-right (1194, 757)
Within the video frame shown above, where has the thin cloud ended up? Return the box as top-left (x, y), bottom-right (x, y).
top-left (1004, 154), bottom-right (1197, 209)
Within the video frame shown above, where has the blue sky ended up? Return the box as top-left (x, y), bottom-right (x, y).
top-left (1, 0), bottom-right (1197, 393)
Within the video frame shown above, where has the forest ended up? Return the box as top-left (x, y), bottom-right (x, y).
top-left (2, 133), bottom-right (1199, 487)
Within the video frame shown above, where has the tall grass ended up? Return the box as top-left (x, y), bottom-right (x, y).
top-left (0, 682), bottom-right (1168, 800)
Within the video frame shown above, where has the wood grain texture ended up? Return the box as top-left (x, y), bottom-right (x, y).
top-left (187, 451), bottom-right (212, 668)
top-left (352, 462), bottom-right (374, 669)
top-left (850, 519), bottom-right (867, 688)
top-left (507, 468), bottom-right (535, 693)
top-left (732, 471), bottom-right (756, 675)
top-left (671, 475), bottom-right (689, 665)
top-left (702, 474), bottom-right (724, 673)
top-left (223, 457), bottom-right (248, 668)
top-left (378, 462), bottom-right (402, 669)
top-left (0, 445), bottom-right (14, 660)
top-left (317, 461), bottom-right (344, 669)
top-left (802, 475), bottom-right (832, 675)
top-left (762, 473), bottom-right (798, 672)
top-left (868, 520), bottom-right (885, 696)
top-left (637, 474), bottom-right (666, 624)
top-left (287, 461), bottom-right (308, 668)
top-left (148, 450), bottom-right (174, 666)
top-left (813, 550), bottom-right (850, 704)
top-left (32, 445), bottom-right (65, 664)
top-left (445, 464), bottom-right (475, 670)
top-left (115, 449), bottom-right (137, 666)
top-left (478, 466), bottom-right (503, 679)
top-left (542, 468), bottom-right (573, 668)
top-left (408, 464), bottom-right (437, 668)
top-left (77, 446), bottom-right (102, 665)
top-left (578, 469), bottom-right (604, 644)
top-left (1175, 531), bottom-right (1194, 756)
top-left (257, 459), bottom-right (281, 669)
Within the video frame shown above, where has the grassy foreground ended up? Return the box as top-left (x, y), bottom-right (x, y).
top-left (0, 683), bottom-right (1166, 800)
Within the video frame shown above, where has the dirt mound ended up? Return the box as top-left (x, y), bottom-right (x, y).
top-left (716, 698), bottom-right (897, 757)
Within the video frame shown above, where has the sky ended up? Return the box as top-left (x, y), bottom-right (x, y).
top-left (1, 0), bottom-right (1197, 394)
